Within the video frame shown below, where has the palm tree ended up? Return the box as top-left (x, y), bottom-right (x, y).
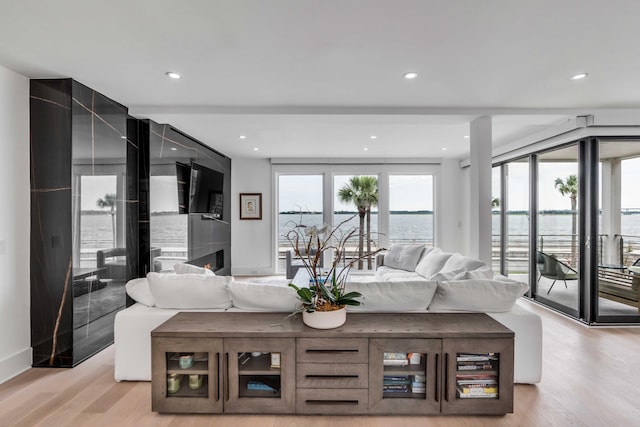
top-left (96, 193), bottom-right (117, 246)
top-left (554, 175), bottom-right (578, 265)
top-left (337, 176), bottom-right (378, 269)
top-left (492, 197), bottom-right (500, 209)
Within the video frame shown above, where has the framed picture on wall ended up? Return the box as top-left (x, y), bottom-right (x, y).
top-left (240, 193), bottom-right (262, 220)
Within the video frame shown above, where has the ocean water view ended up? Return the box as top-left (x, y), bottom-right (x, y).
top-left (79, 212), bottom-right (640, 261)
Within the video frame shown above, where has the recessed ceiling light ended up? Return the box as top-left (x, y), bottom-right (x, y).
top-left (403, 72), bottom-right (418, 79)
top-left (165, 72), bottom-right (182, 79)
top-left (239, 135), bottom-right (247, 139)
top-left (570, 73), bottom-right (588, 80)
top-left (253, 147), bottom-right (259, 151)
top-left (441, 147), bottom-right (448, 151)
top-left (464, 135), bottom-right (470, 139)
top-left (170, 147), bottom-right (177, 151)
top-left (363, 147), bottom-right (369, 151)
top-left (370, 135), bottom-right (377, 140)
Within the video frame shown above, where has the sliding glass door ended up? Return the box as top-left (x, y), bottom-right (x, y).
top-left (505, 158), bottom-right (530, 282)
top-left (595, 139), bottom-right (640, 322)
top-left (534, 144), bottom-right (580, 316)
top-left (277, 174), bottom-right (324, 274)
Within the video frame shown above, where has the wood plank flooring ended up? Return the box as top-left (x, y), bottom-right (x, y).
top-left (2, 299), bottom-right (639, 426)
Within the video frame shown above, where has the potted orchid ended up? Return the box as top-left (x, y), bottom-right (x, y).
top-left (287, 215), bottom-right (383, 328)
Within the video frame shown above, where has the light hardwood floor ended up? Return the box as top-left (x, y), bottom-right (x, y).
top-left (2, 299), bottom-right (639, 427)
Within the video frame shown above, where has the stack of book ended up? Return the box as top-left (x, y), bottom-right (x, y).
top-left (456, 353), bottom-right (498, 371)
top-left (383, 375), bottom-right (410, 393)
top-left (383, 352), bottom-right (408, 366)
top-left (411, 374), bottom-right (426, 394)
top-left (456, 353), bottom-right (498, 398)
top-left (456, 376), bottom-right (498, 398)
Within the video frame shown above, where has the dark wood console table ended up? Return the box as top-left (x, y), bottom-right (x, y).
top-left (151, 312), bottom-right (514, 415)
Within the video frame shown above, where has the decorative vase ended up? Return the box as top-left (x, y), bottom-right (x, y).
top-left (302, 307), bottom-right (347, 329)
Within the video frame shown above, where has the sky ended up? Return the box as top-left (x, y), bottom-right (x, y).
top-left (493, 157), bottom-right (640, 211)
top-left (278, 174), bottom-right (434, 212)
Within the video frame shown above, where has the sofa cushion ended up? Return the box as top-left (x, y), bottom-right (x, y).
top-left (174, 263), bottom-right (215, 275)
top-left (463, 268), bottom-right (495, 280)
top-left (344, 280), bottom-right (437, 312)
top-left (146, 272), bottom-right (232, 309)
top-left (125, 277), bottom-right (155, 307)
top-left (229, 280), bottom-right (299, 312)
top-left (428, 276), bottom-right (530, 313)
top-left (383, 244), bottom-right (425, 271)
top-left (414, 249), bottom-right (454, 279)
top-left (375, 266), bottom-right (423, 281)
top-left (429, 268), bottom-right (467, 281)
top-left (441, 253), bottom-right (486, 273)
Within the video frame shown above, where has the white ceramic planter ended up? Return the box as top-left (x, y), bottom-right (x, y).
top-left (302, 307), bottom-right (347, 329)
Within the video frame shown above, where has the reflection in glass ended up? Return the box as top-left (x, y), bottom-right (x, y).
top-left (150, 175), bottom-right (188, 272)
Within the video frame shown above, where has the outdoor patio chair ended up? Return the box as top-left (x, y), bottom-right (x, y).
top-left (537, 251), bottom-right (578, 294)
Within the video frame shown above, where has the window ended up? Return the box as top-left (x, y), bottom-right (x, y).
top-left (277, 174), bottom-right (323, 273)
top-left (389, 175), bottom-right (433, 246)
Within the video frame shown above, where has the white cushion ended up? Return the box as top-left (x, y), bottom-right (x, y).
top-left (375, 266), bottom-right (423, 281)
top-left (229, 280), bottom-right (299, 312)
top-left (173, 263), bottom-right (215, 275)
top-left (125, 278), bottom-right (155, 307)
top-left (414, 249), bottom-right (454, 279)
top-left (464, 268), bottom-right (495, 280)
top-left (146, 272), bottom-right (232, 309)
top-left (344, 280), bottom-right (437, 312)
top-left (429, 268), bottom-right (467, 281)
top-left (441, 253), bottom-right (486, 273)
top-left (428, 277), bottom-right (530, 313)
top-left (383, 244), bottom-right (425, 271)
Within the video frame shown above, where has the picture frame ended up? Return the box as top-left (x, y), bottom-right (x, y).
top-left (239, 193), bottom-right (262, 220)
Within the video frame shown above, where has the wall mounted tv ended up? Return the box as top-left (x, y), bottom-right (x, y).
top-left (188, 162), bottom-right (224, 218)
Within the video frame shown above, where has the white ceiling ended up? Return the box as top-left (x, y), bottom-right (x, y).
top-left (2, 0), bottom-right (639, 160)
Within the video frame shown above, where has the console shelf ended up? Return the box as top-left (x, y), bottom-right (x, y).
top-left (151, 312), bottom-right (514, 415)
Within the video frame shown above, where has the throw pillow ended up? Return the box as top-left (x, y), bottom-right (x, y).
top-left (383, 244), bottom-right (426, 271)
top-left (464, 268), bottom-right (494, 280)
top-left (125, 277), bottom-right (155, 307)
top-left (441, 253), bottom-right (486, 273)
top-left (228, 281), bottom-right (299, 312)
top-left (429, 268), bottom-right (467, 281)
top-left (344, 280), bottom-right (437, 312)
top-left (427, 277), bottom-right (530, 313)
top-left (147, 272), bottom-right (232, 309)
top-left (414, 249), bottom-right (454, 279)
top-left (174, 263), bottom-right (215, 275)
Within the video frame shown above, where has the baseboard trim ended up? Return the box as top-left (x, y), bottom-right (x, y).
top-left (0, 347), bottom-right (32, 384)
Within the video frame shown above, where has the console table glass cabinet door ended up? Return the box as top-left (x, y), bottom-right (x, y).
top-left (223, 337), bottom-right (296, 414)
top-left (151, 337), bottom-right (223, 413)
top-left (369, 339), bottom-right (442, 414)
top-left (441, 338), bottom-right (514, 414)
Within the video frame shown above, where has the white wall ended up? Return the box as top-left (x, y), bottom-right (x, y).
top-left (231, 158), bottom-right (274, 275)
top-left (231, 158), bottom-right (470, 275)
top-left (0, 66), bottom-right (31, 383)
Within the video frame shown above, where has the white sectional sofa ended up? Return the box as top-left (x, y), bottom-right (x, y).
top-left (114, 246), bottom-right (542, 384)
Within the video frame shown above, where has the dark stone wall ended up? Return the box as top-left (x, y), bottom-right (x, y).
top-left (30, 79), bottom-right (128, 367)
top-left (30, 79), bottom-right (231, 368)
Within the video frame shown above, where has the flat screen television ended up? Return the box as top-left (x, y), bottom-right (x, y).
top-left (188, 162), bottom-right (224, 218)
